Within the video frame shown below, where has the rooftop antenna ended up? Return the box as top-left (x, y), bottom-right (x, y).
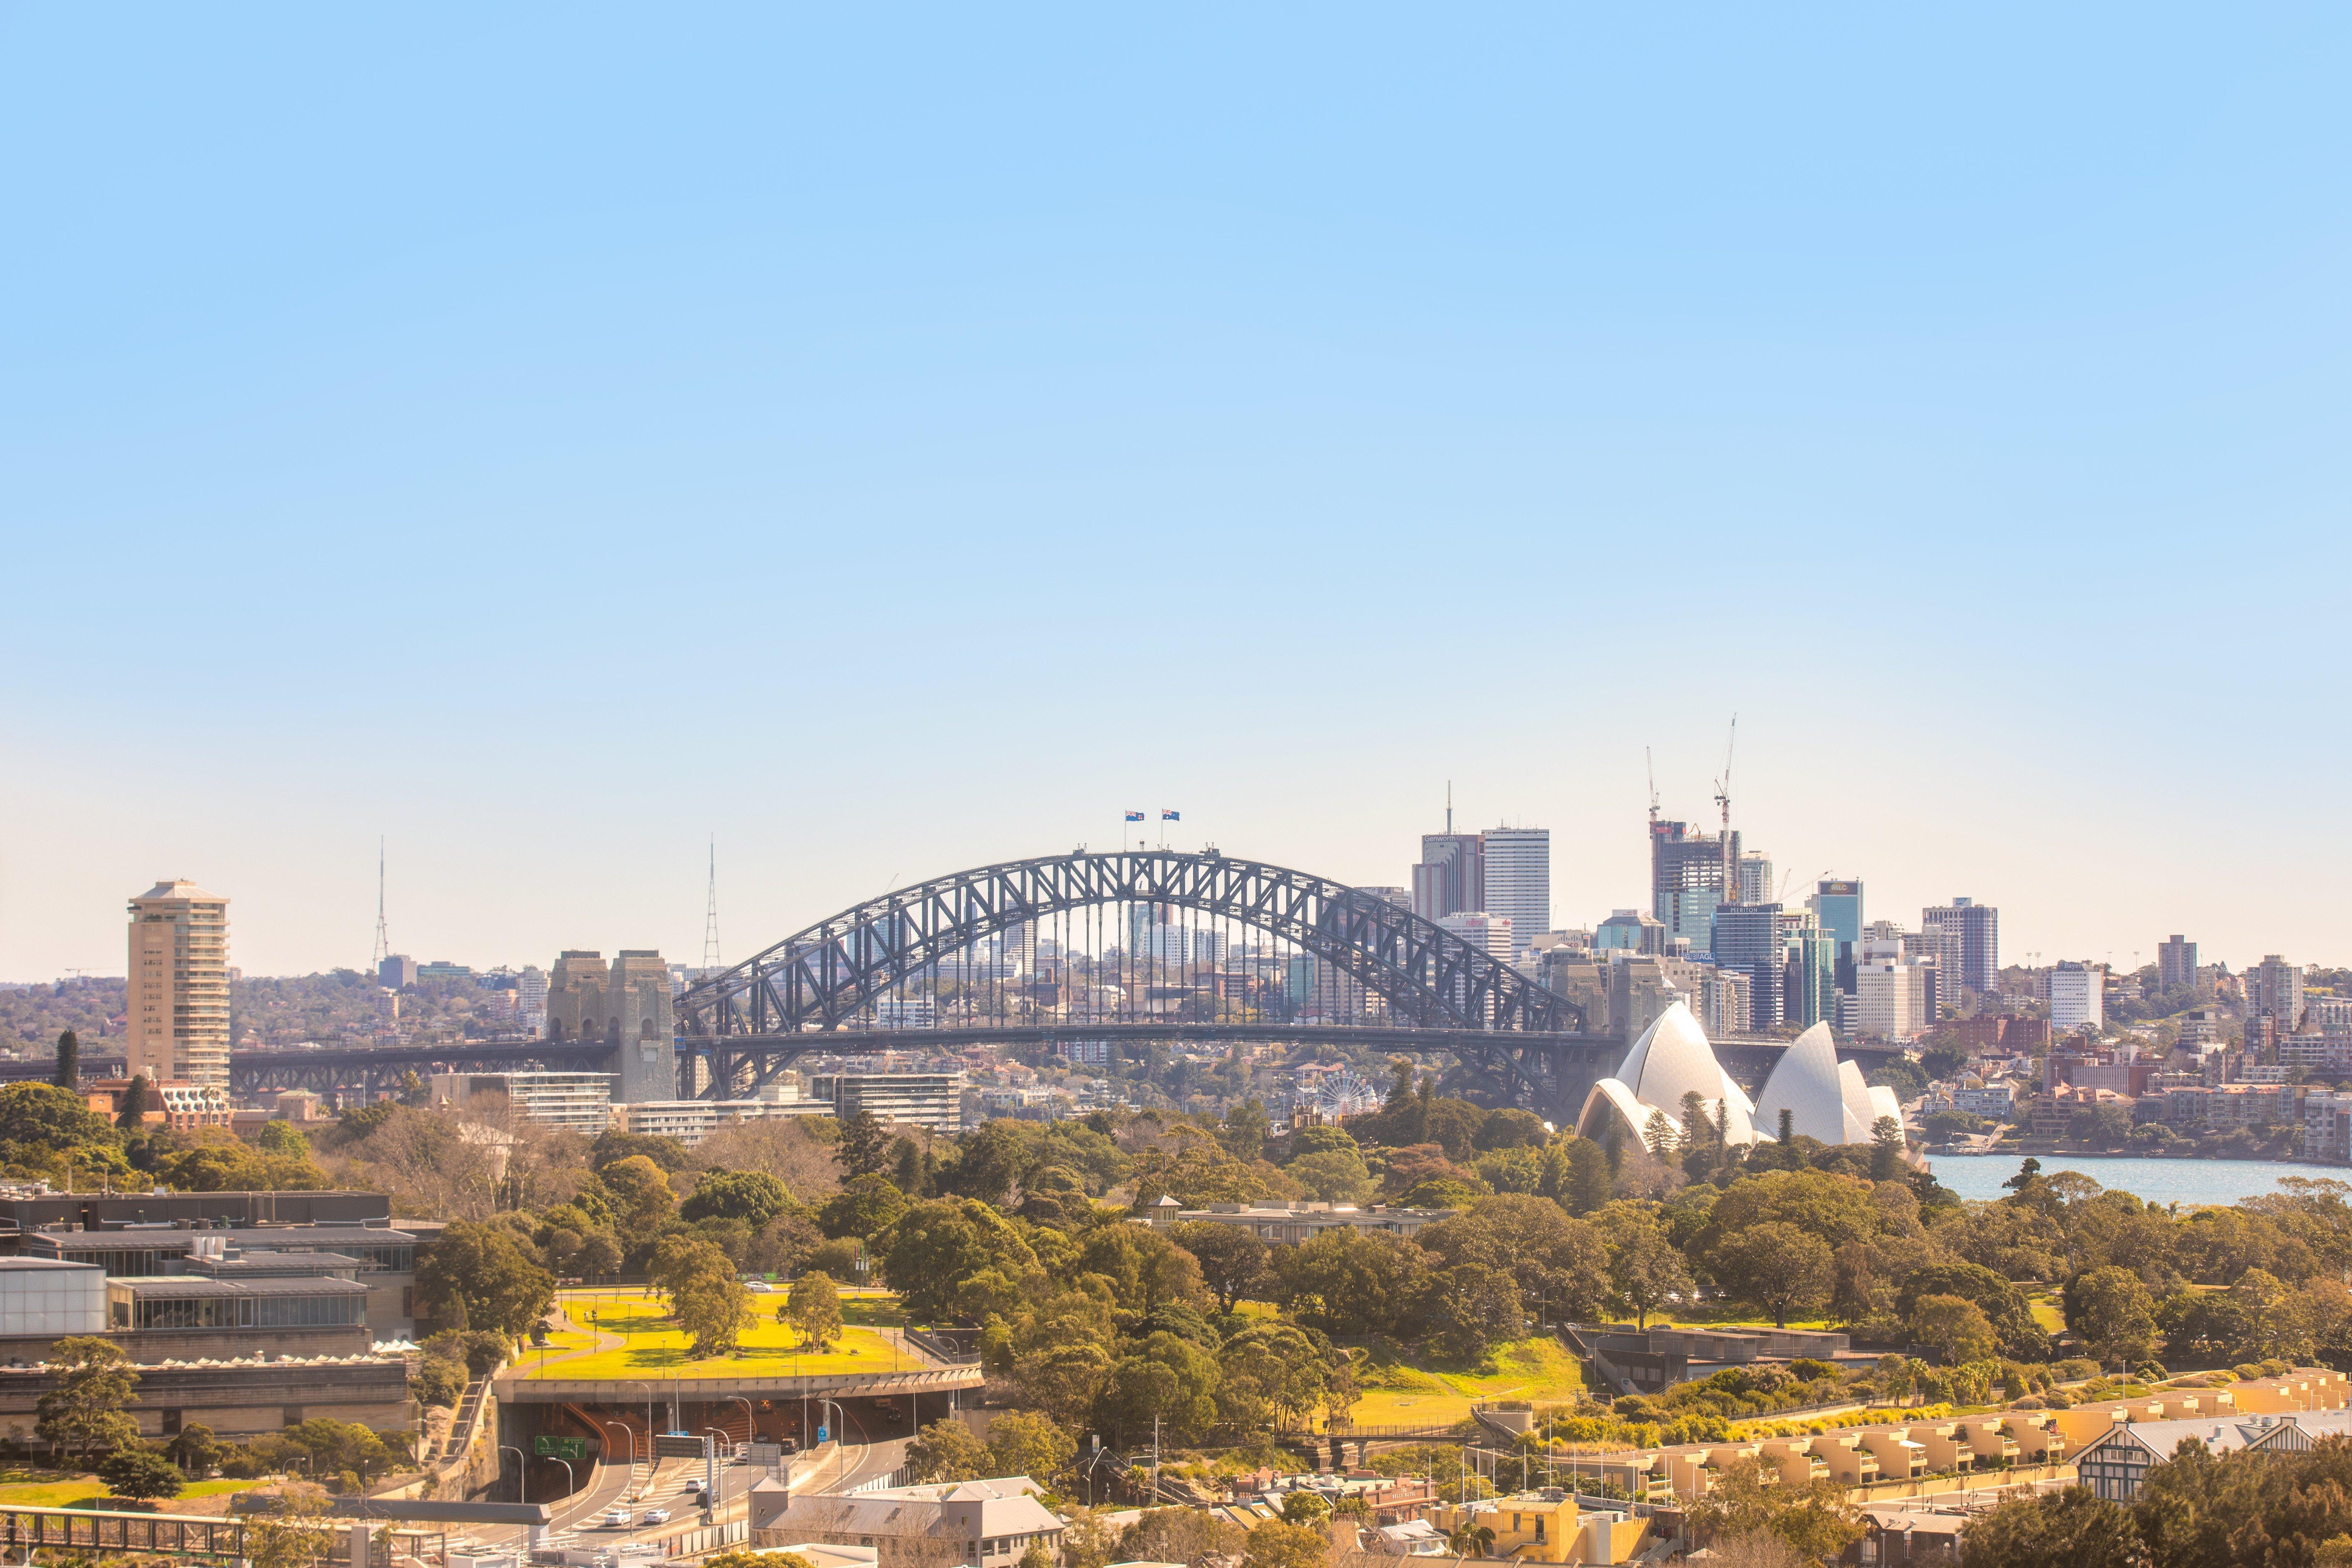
top-left (702, 835), bottom-right (722, 971)
top-left (1645, 748), bottom-right (1660, 827)
top-left (1714, 715), bottom-right (1739, 903)
top-left (370, 836), bottom-right (390, 973)
top-left (1445, 781), bottom-right (1453, 835)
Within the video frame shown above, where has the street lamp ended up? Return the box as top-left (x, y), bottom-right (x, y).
top-left (549, 1456), bottom-right (575, 1502)
top-left (499, 1445), bottom-right (526, 1503)
top-left (703, 1428), bottom-right (731, 1521)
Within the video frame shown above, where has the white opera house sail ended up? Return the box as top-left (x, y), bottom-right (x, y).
top-left (1575, 1002), bottom-right (1905, 1151)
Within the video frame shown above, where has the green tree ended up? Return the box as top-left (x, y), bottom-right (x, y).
top-left (1908, 1294), bottom-right (1999, 1366)
top-left (1218, 1100), bottom-right (1272, 1161)
top-left (1685, 1454), bottom-right (1861, 1559)
top-left (1423, 1263), bottom-right (1523, 1363)
top-left (904, 1417), bottom-right (991, 1482)
top-left (1419, 1193), bottom-right (1610, 1322)
top-left (1286, 1148), bottom-right (1376, 1205)
top-left (1241, 1519), bottom-right (1328, 1568)
top-left (819, 1173), bottom-right (913, 1240)
top-left (117, 1075), bottom-right (151, 1129)
top-left (588, 1129), bottom-right (690, 1174)
top-left (0, 1082), bottom-right (120, 1153)
top-left (98, 1445), bottom-right (186, 1500)
top-left (1217, 1322), bottom-right (1333, 1433)
top-left (1171, 1221), bottom-right (1269, 1312)
top-left (253, 1119), bottom-right (309, 1156)
top-left (785, 1270), bottom-right (844, 1351)
top-left (1099, 1330), bottom-right (1221, 1445)
top-left (1595, 1206), bottom-right (1694, 1330)
top-left (1119, 1508), bottom-right (1245, 1567)
top-left (985, 1409), bottom-right (1072, 1481)
top-left (1710, 1221), bottom-right (1834, 1328)
top-left (1870, 1116), bottom-right (1905, 1181)
top-left (2063, 1267), bottom-right (2158, 1370)
top-left (872, 1198), bottom-right (1041, 1322)
top-left (165, 1422), bottom-right (221, 1476)
top-left (837, 1110), bottom-right (892, 1179)
top-left (36, 1337), bottom-right (140, 1463)
top-left (1564, 1138), bottom-right (1611, 1214)
top-left (1267, 1228), bottom-right (1432, 1338)
top-left (651, 1236), bottom-right (749, 1355)
top-left (51, 1030), bottom-right (78, 1089)
top-left (1290, 1125), bottom-right (1359, 1160)
top-left (412, 1220), bottom-right (555, 1339)
top-left (1960, 1487), bottom-right (2140, 1568)
top-left (598, 1155), bottom-right (678, 1231)
top-left (681, 1169), bottom-right (795, 1228)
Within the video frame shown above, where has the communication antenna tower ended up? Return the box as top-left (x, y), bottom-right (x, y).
top-left (1445, 781), bottom-right (1453, 835)
top-left (702, 835), bottom-right (722, 971)
top-left (1713, 715), bottom-right (1739, 903)
top-left (370, 836), bottom-right (390, 972)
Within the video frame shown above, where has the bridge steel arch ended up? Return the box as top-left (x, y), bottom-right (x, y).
top-left (677, 848), bottom-right (1590, 1109)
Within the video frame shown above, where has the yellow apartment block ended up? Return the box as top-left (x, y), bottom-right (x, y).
top-left (1431, 1489), bottom-right (1650, 1567)
top-left (1548, 1370), bottom-right (2349, 1518)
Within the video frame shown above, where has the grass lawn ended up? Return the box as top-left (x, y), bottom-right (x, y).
top-left (0, 1477), bottom-right (246, 1508)
top-left (1340, 1335), bottom-right (1583, 1430)
top-left (529, 1292), bottom-right (917, 1379)
top-left (2028, 1295), bottom-right (2066, 1333)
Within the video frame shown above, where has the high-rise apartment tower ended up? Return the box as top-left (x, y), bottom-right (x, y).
top-left (1413, 834), bottom-right (1485, 923)
top-left (126, 881), bottom-right (231, 1089)
top-left (2156, 935), bottom-right (2198, 992)
top-left (1480, 827), bottom-right (1550, 959)
top-left (1920, 898), bottom-right (1999, 1000)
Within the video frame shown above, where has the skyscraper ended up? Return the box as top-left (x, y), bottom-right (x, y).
top-left (1738, 851), bottom-right (1774, 906)
top-left (1784, 921), bottom-right (1837, 1030)
top-left (2157, 935), bottom-right (2198, 992)
top-left (1438, 911), bottom-right (1514, 964)
top-left (1650, 820), bottom-right (1739, 956)
top-left (1921, 898), bottom-right (1999, 999)
top-left (2049, 961), bottom-right (2105, 1032)
top-left (1807, 881), bottom-right (1865, 955)
top-left (1413, 834), bottom-right (1484, 922)
top-left (1709, 902), bottom-right (1785, 1032)
top-left (1480, 827), bottom-right (1550, 959)
top-left (126, 880), bottom-right (231, 1088)
top-left (2248, 955), bottom-right (2305, 1033)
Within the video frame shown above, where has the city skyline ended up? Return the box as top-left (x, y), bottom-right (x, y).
top-left (7, 10), bottom-right (2352, 979)
top-left (0, 798), bottom-right (2310, 986)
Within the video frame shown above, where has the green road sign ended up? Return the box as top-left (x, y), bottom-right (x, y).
top-left (534, 1436), bottom-right (587, 1460)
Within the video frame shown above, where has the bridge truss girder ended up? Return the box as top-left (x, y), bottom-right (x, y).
top-left (678, 848), bottom-right (1588, 1111)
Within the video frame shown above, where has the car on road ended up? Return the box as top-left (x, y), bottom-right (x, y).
top-left (640, 1509), bottom-right (671, 1526)
top-left (597, 1508), bottom-right (631, 1527)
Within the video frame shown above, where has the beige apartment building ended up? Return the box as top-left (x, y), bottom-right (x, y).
top-left (126, 881), bottom-right (231, 1089)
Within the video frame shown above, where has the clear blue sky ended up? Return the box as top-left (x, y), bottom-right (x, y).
top-left (5, 7), bottom-right (2348, 981)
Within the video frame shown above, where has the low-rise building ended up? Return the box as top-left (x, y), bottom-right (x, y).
top-left (1429, 1488), bottom-right (1649, 1566)
top-left (1140, 1198), bottom-right (1454, 1242)
top-left (749, 1475), bottom-right (1062, 1566)
top-left (621, 1098), bottom-right (830, 1147)
top-left (430, 1071), bottom-right (615, 1134)
top-left (809, 1072), bottom-right (967, 1134)
top-left (2077, 1412), bottom-right (2352, 1502)
top-left (2308, 1091), bottom-right (2352, 1164)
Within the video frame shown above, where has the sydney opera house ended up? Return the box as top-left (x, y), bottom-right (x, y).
top-left (1575, 1001), bottom-right (1904, 1150)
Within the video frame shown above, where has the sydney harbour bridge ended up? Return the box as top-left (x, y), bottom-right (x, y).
top-left (51, 848), bottom-right (1894, 1122)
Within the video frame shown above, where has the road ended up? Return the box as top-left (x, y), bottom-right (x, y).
top-left (470, 1407), bottom-right (911, 1562)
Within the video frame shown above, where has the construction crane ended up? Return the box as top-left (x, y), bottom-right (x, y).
top-left (1645, 748), bottom-right (1660, 827)
top-left (1779, 866), bottom-right (1831, 904)
top-left (1713, 715), bottom-right (1738, 903)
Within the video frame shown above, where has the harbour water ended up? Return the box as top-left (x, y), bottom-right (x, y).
top-left (1928, 1154), bottom-right (2347, 1207)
